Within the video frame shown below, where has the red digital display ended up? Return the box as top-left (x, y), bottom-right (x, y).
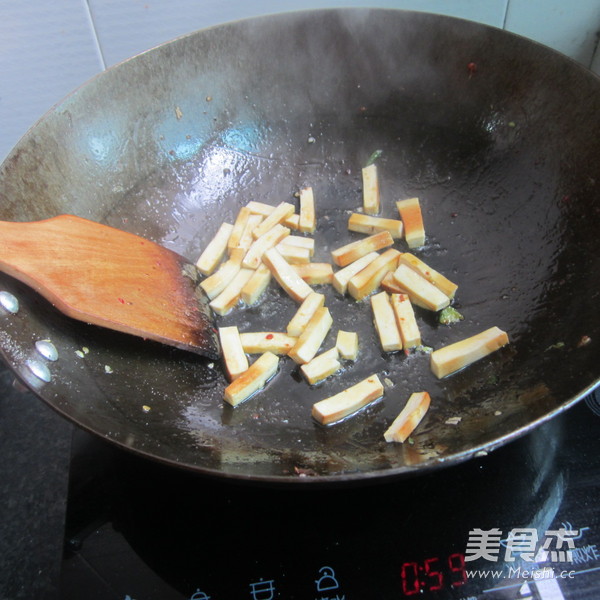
top-left (400, 553), bottom-right (467, 595)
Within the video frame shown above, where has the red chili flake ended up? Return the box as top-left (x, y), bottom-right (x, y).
top-left (404, 349), bottom-right (410, 356)
top-left (451, 212), bottom-right (459, 218)
top-left (265, 333), bottom-right (274, 340)
top-left (117, 297), bottom-right (125, 304)
top-left (467, 62), bottom-right (477, 77)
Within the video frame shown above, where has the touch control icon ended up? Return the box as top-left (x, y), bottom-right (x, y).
top-left (315, 566), bottom-right (340, 591)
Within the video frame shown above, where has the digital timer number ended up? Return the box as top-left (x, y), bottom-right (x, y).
top-left (400, 552), bottom-right (467, 595)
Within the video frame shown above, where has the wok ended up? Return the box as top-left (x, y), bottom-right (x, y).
top-left (1, 9), bottom-right (599, 484)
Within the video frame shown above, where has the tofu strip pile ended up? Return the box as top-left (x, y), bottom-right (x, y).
top-left (195, 164), bottom-right (509, 442)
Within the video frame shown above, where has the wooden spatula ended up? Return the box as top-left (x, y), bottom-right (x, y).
top-left (0, 215), bottom-right (220, 358)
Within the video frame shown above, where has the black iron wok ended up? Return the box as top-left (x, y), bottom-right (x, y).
top-left (1, 9), bottom-right (599, 484)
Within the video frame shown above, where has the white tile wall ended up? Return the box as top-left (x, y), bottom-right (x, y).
top-left (88, 0), bottom-right (508, 68)
top-left (1, 0), bottom-right (598, 163)
top-left (505, 0), bottom-right (600, 66)
top-left (0, 0), bottom-right (104, 163)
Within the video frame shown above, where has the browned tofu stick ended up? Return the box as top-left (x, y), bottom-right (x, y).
top-left (291, 263), bottom-right (334, 285)
top-left (335, 330), bottom-right (359, 360)
top-left (242, 224), bottom-right (290, 269)
top-left (430, 326), bottom-right (509, 378)
top-left (241, 264), bottom-right (271, 305)
top-left (223, 352), bottom-right (279, 407)
top-left (312, 375), bottom-right (384, 425)
top-left (239, 332), bottom-right (298, 354)
top-left (392, 263), bottom-right (450, 311)
top-left (362, 164), bottom-right (380, 215)
top-left (288, 307), bottom-right (333, 364)
top-left (262, 247), bottom-right (313, 302)
top-left (348, 213), bottom-right (403, 239)
top-left (218, 326), bottom-right (249, 381)
top-left (300, 348), bottom-right (341, 385)
top-left (287, 292), bottom-right (325, 337)
top-left (196, 222), bottom-right (234, 275)
top-left (200, 255), bottom-right (242, 300)
top-left (252, 202), bottom-right (295, 239)
top-left (331, 231), bottom-right (394, 267)
top-left (298, 186), bottom-right (316, 233)
top-left (398, 253), bottom-right (458, 298)
top-left (396, 197), bottom-right (425, 248)
top-left (332, 252), bottom-right (379, 295)
top-left (371, 291), bottom-right (402, 351)
top-left (347, 248), bottom-right (401, 300)
top-left (384, 391), bottom-right (431, 442)
top-left (390, 293), bottom-right (421, 348)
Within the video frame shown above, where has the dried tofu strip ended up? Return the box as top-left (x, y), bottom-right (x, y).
top-left (381, 271), bottom-right (405, 294)
top-left (228, 207), bottom-right (253, 254)
top-left (362, 163), bottom-right (380, 215)
top-left (397, 197), bottom-right (425, 248)
top-left (348, 248), bottom-right (401, 301)
top-left (218, 326), bottom-right (248, 381)
top-left (247, 200), bottom-right (299, 228)
top-left (200, 255), bottom-right (242, 300)
top-left (230, 213), bottom-right (263, 261)
top-left (291, 263), bottom-right (334, 285)
top-left (298, 186), bottom-right (316, 233)
top-left (348, 213), bottom-right (403, 239)
top-left (242, 224), bottom-right (290, 269)
top-left (332, 252), bottom-right (379, 294)
top-left (262, 247), bottom-right (313, 303)
top-left (381, 272), bottom-right (429, 310)
top-left (209, 267), bottom-right (254, 315)
top-left (300, 348), bottom-right (341, 385)
top-left (247, 201), bottom-right (274, 216)
top-left (288, 307), bottom-right (333, 364)
top-left (336, 330), bottom-right (358, 361)
top-left (430, 326), bottom-right (509, 378)
top-left (275, 243), bottom-right (311, 264)
top-left (331, 231), bottom-right (394, 267)
top-left (239, 332), bottom-right (297, 355)
top-left (196, 222), bottom-right (233, 276)
top-left (284, 213), bottom-right (300, 230)
top-left (398, 253), bottom-right (458, 298)
top-left (287, 292), bottom-right (325, 337)
top-left (312, 374), bottom-right (384, 425)
top-left (392, 263), bottom-right (450, 311)
top-left (279, 235), bottom-right (315, 256)
top-left (390, 293), bottom-right (421, 348)
top-left (241, 264), bottom-right (271, 305)
top-left (371, 291), bottom-right (402, 352)
top-left (384, 391), bottom-right (431, 443)
top-left (224, 352), bottom-right (279, 407)
top-left (252, 202), bottom-right (295, 239)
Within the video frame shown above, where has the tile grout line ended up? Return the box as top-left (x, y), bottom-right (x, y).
top-left (501, 0), bottom-right (511, 30)
top-left (83, 0), bottom-right (107, 71)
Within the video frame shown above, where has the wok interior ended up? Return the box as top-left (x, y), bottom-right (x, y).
top-left (0, 9), bottom-right (599, 482)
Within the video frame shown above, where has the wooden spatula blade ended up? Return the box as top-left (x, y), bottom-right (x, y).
top-left (0, 215), bottom-right (220, 358)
